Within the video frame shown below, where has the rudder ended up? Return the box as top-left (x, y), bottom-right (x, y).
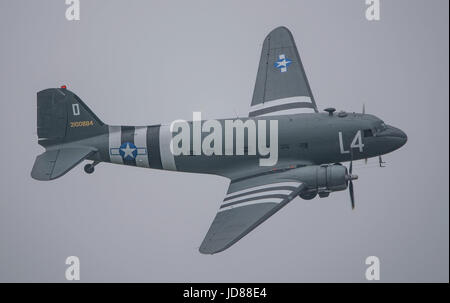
top-left (37, 87), bottom-right (106, 147)
top-left (33, 87), bottom-right (107, 180)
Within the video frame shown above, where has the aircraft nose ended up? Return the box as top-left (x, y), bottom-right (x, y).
top-left (398, 128), bottom-right (407, 143)
top-left (389, 125), bottom-right (407, 143)
top-left (378, 125), bottom-right (407, 149)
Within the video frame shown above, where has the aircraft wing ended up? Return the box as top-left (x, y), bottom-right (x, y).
top-left (250, 26), bottom-right (318, 117)
top-left (199, 171), bottom-right (306, 254)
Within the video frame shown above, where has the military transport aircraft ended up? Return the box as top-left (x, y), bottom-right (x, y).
top-left (31, 27), bottom-right (407, 254)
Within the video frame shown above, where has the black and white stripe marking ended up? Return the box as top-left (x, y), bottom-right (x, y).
top-left (249, 96), bottom-right (317, 117)
top-left (107, 125), bottom-right (169, 170)
top-left (121, 126), bottom-right (137, 166)
top-left (159, 124), bottom-right (177, 171)
top-left (108, 125), bottom-right (123, 165)
top-left (219, 181), bottom-right (302, 212)
top-left (134, 126), bottom-right (149, 168)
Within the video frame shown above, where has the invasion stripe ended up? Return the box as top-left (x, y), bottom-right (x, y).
top-left (147, 125), bottom-right (163, 169)
top-left (219, 198), bottom-right (284, 213)
top-left (221, 194), bottom-right (288, 209)
top-left (226, 181), bottom-right (301, 198)
top-left (257, 107), bottom-right (315, 117)
top-left (121, 126), bottom-right (136, 166)
top-left (249, 102), bottom-right (315, 117)
top-left (134, 126), bottom-right (149, 168)
top-left (250, 96), bottom-right (313, 110)
top-left (108, 125), bottom-right (123, 164)
top-left (159, 124), bottom-right (177, 171)
top-left (224, 186), bottom-right (297, 202)
top-left (223, 190), bottom-right (293, 204)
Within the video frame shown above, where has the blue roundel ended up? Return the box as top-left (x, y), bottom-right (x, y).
top-left (119, 142), bottom-right (138, 160)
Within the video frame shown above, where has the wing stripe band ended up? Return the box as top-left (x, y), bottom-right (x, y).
top-left (224, 189), bottom-right (294, 204)
top-left (226, 181), bottom-right (300, 198)
top-left (218, 198), bottom-right (284, 213)
top-left (249, 102), bottom-right (315, 117)
top-left (221, 194), bottom-right (289, 209)
top-left (250, 96), bottom-right (312, 110)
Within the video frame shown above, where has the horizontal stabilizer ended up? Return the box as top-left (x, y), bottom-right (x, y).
top-left (31, 147), bottom-right (95, 181)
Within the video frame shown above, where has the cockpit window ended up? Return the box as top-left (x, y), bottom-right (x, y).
top-left (374, 122), bottom-right (387, 133)
top-left (363, 129), bottom-right (373, 137)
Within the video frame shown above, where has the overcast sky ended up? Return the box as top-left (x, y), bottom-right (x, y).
top-left (0, 0), bottom-right (448, 282)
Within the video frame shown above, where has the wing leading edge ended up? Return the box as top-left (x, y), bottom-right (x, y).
top-left (199, 172), bottom-right (307, 254)
top-left (250, 26), bottom-right (318, 117)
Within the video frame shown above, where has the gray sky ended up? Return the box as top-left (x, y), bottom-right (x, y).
top-left (0, 0), bottom-right (448, 282)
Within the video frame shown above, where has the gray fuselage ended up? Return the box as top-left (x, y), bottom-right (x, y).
top-left (87, 111), bottom-right (407, 180)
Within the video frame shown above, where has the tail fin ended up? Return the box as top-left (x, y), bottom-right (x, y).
top-left (32, 87), bottom-right (106, 180)
top-left (37, 87), bottom-right (105, 147)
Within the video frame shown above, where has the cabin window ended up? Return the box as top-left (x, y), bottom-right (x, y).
top-left (363, 129), bottom-right (373, 137)
top-left (280, 144), bottom-right (290, 150)
top-left (299, 142), bottom-right (308, 149)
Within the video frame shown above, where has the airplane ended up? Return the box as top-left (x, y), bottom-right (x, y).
top-left (31, 26), bottom-right (407, 254)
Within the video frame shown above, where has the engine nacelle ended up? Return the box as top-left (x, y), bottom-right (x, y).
top-left (296, 164), bottom-right (348, 199)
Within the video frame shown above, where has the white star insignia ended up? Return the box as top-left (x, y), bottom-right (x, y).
top-left (276, 59), bottom-right (288, 68)
top-left (121, 143), bottom-right (136, 159)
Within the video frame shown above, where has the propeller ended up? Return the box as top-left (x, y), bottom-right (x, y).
top-left (346, 148), bottom-right (358, 210)
top-left (362, 104), bottom-right (368, 164)
top-left (349, 177), bottom-right (355, 209)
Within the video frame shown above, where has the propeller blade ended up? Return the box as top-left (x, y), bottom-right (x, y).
top-left (349, 147), bottom-right (355, 209)
top-left (349, 148), bottom-right (353, 174)
top-left (349, 180), bottom-right (355, 209)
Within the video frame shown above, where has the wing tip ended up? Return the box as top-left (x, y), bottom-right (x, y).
top-left (268, 26), bottom-right (294, 37)
top-left (198, 246), bottom-right (217, 255)
top-left (199, 239), bottom-right (232, 255)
